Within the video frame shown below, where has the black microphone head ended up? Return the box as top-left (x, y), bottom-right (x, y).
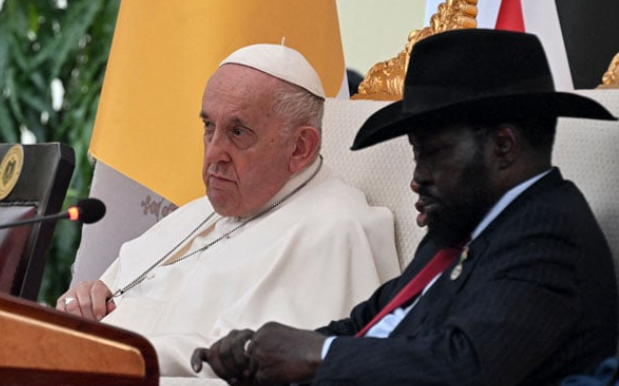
top-left (76, 198), bottom-right (106, 224)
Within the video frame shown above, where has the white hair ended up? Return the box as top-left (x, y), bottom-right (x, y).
top-left (272, 80), bottom-right (324, 136)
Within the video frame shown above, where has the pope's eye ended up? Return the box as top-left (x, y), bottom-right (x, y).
top-left (228, 125), bottom-right (257, 149)
top-left (231, 127), bottom-right (245, 136)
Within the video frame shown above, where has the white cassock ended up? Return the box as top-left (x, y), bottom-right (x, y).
top-left (99, 157), bottom-right (400, 381)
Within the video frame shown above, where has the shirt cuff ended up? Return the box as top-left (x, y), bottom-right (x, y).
top-left (321, 336), bottom-right (336, 359)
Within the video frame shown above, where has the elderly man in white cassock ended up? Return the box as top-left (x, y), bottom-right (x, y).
top-left (56, 44), bottom-right (400, 379)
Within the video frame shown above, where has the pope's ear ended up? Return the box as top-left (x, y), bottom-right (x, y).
top-left (289, 126), bottom-right (321, 173)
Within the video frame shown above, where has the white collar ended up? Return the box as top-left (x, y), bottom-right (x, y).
top-left (223, 156), bottom-right (325, 225)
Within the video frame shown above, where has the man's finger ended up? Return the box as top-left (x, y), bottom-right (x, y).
top-left (191, 348), bottom-right (209, 373)
top-left (106, 299), bottom-right (116, 314)
top-left (246, 353), bottom-right (259, 379)
top-left (62, 295), bottom-right (83, 318)
top-left (90, 282), bottom-right (111, 320)
top-left (205, 342), bottom-right (234, 381)
top-left (75, 289), bottom-right (95, 320)
top-left (231, 333), bottom-right (254, 371)
top-left (218, 330), bottom-right (250, 380)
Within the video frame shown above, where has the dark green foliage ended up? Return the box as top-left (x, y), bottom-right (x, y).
top-left (0, 0), bottom-right (120, 304)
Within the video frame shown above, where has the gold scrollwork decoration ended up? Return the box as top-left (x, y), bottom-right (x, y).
top-left (598, 53), bottom-right (619, 89)
top-left (353, 0), bottom-right (478, 101)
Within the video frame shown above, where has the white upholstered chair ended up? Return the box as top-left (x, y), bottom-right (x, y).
top-left (551, 90), bottom-right (619, 280)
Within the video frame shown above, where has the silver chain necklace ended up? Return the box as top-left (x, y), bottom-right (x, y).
top-left (110, 156), bottom-right (324, 299)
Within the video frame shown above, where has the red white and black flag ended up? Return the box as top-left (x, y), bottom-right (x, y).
top-left (425, 0), bottom-right (619, 90)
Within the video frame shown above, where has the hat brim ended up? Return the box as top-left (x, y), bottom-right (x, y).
top-left (351, 92), bottom-right (618, 150)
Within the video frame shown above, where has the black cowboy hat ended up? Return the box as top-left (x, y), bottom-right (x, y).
top-left (351, 29), bottom-right (617, 150)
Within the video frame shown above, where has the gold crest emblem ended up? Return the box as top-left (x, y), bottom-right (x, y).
top-left (450, 263), bottom-right (463, 280)
top-left (0, 145), bottom-right (24, 200)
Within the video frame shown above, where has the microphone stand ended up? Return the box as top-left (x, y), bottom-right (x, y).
top-left (0, 212), bottom-right (70, 230)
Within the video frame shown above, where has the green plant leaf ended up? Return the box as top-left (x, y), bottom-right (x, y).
top-left (0, 0), bottom-right (121, 303)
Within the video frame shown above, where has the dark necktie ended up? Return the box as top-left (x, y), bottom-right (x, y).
top-left (355, 246), bottom-right (463, 337)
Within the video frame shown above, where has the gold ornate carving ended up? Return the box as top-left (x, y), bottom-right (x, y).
top-left (598, 53), bottom-right (619, 89)
top-left (353, 0), bottom-right (478, 100)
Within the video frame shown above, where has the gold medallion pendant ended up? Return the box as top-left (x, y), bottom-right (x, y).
top-left (450, 246), bottom-right (469, 281)
top-left (450, 264), bottom-right (463, 281)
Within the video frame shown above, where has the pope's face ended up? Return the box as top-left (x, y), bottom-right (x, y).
top-left (200, 64), bottom-right (296, 217)
top-left (409, 124), bottom-right (496, 247)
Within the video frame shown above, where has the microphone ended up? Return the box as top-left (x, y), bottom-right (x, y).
top-left (0, 198), bottom-right (106, 230)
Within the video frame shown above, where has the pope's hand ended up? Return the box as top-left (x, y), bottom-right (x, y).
top-left (56, 280), bottom-right (114, 321)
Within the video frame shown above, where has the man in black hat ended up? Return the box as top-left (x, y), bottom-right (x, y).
top-left (194, 29), bottom-right (619, 386)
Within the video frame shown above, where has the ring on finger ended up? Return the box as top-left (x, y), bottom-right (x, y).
top-left (63, 297), bottom-right (77, 311)
top-left (243, 339), bottom-right (253, 356)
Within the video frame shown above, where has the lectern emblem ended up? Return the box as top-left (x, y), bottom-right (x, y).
top-left (0, 145), bottom-right (24, 200)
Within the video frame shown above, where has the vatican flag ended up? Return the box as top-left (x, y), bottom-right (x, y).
top-left (89, 0), bottom-right (346, 206)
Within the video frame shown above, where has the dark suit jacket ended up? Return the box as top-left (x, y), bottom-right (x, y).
top-left (314, 168), bottom-right (618, 386)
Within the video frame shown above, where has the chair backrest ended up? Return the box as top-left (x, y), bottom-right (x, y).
top-left (322, 99), bottom-right (416, 269)
top-left (0, 143), bottom-right (74, 300)
top-left (551, 90), bottom-right (619, 282)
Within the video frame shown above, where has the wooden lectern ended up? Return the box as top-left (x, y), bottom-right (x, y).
top-left (0, 293), bottom-right (158, 385)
